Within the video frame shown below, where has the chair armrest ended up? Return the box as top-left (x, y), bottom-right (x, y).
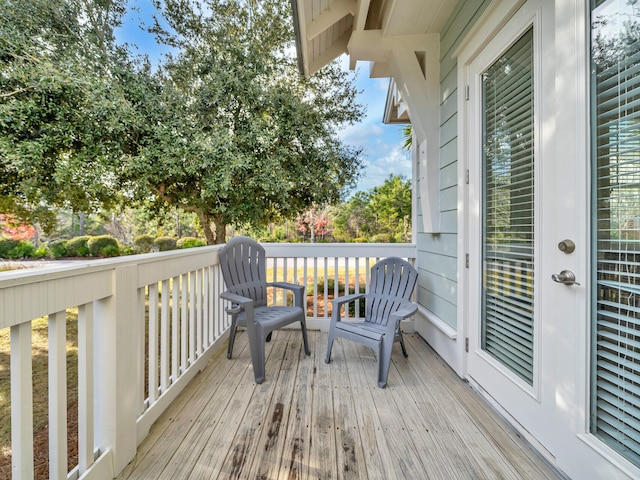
top-left (329, 293), bottom-right (368, 327)
top-left (390, 302), bottom-right (418, 322)
top-left (387, 302), bottom-right (418, 334)
top-left (267, 282), bottom-right (305, 308)
top-left (268, 281), bottom-right (304, 294)
top-left (331, 293), bottom-right (366, 308)
top-left (221, 291), bottom-right (255, 316)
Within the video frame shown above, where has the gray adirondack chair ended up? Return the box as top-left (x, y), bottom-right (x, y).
top-left (219, 236), bottom-right (310, 384)
top-left (325, 257), bottom-right (418, 388)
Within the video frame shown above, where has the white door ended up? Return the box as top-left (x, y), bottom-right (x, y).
top-left (461, 1), bottom-right (640, 478)
top-left (464, 0), bottom-right (558, 454)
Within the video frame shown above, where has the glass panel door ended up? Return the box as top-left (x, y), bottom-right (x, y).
top-left (482, 28), bottom-right (535, 385)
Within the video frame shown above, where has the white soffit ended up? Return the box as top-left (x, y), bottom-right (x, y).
top-left (292, 0), bottom-right (459, 77)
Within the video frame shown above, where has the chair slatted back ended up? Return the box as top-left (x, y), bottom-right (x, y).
top-left (366, 257), bottom-right (418, 326)
top-left (219, 236), bottom-right (268, 307)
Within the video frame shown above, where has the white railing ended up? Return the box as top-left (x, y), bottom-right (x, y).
top-left (0, 242), bottom-right (414, 480)
top-left (263, 243), bottom-right (416, 328)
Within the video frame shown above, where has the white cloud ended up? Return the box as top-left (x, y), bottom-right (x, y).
top-left (355, 144), bottom-right (411, 193)
top-left (332, 56), bottom-right (413, 194)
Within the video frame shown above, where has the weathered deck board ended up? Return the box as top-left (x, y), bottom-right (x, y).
top-left (117, 330), bottom-right (561, 480)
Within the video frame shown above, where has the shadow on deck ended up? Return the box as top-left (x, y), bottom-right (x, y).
top-left (117, 330), bottom-right (560, 479)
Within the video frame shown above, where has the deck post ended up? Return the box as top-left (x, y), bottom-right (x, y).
top-left (93, 264), bottom-right (139, 475)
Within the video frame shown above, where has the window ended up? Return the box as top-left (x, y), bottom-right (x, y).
top-left (482, 28), bottom-right (535, 385)
top-left (591, 0), bottom-right (640, 467)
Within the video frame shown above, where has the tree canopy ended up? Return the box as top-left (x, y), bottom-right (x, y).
top-left (0, 0), bottom-right (365, 243)
top-left (333, 174), bottom-right (411, 242)
top-left (0, 0), bottom-right (146, 231)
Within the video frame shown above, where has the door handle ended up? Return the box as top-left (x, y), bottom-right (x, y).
top-left (551, 270), bottom-right (580, 286)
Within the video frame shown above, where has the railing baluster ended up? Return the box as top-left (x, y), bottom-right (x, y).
top-left (207, 266), bottom-right (214, 344)
top-left (137, 286), bottom-right (146, 414)
top-left (161, 280), bottom-right (170, 392)
top-left (355, 257), bottom-right (361, 319)
top-left (333, 257), bottom-right (339, 318)
top-left (303, 257), bottom-right (308, 315)
top-left (181, 274), bottom-right (188, 373)
top-left (49, 310), bottom-right (68, 480)
top-left (77, 302), bottom-right (94, 474)
top-left (313, 257), bottom-right (318, 319)
top-left (196, 269), bottom-right (203, 356)
top-left (171, 277), bottom-right (179, 383)
top-left (148, 283), bottom-right (159, 403)
top-left (10, 321), bottom-right (34, 479)
top-left (189, 271), bottom-right (196, 365)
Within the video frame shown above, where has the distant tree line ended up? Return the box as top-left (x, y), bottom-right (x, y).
top-left (0, 174), bottom-right (412, 257)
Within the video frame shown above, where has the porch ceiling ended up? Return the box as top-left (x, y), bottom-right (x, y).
top-left (291, 0), bottom-right (458, 77)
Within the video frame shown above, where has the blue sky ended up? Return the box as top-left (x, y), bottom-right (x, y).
top-left (115, 1), bottom-right (411, 195)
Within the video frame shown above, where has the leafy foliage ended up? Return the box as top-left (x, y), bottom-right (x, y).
top-left (87, 235), bottom-right (120, 257)
top-left (177, 236), bottom-right (206, 249)
top-left (333, 175), bottom-right (411, 242)
top-left (48, 239), bottom-right (68, 258)
top-left (1, 0), bottom-right (365, 244)
top-left (125, 0), bottom-right (365, 243)
top-left (133, 234), bottom-right (155, 253)
top-left (154, 236), bottom-right (177, 251)
top-left (0, 239), bottom-right (34, 258)
top-left (0, 0), bottom-right (146, 232)
top-left (65, 235), bottom-right (90, 256)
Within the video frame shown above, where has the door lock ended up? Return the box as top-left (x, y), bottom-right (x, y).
top-left (551, 270), bottom-right (580, 286)
top-left (558, 239), bottom-right (575, 254)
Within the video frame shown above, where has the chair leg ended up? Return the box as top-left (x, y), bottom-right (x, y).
top-left (378, 337), bottom-right (394, 388)
top-left (227, 318), bottom-right (238, 359)
top-left (300, 319), bottom-right (311, 356)
top-left (247, 322), bottom-right (266, 384)
top-left (325, 335), bottom-right (334, 364)
top-left (399, 332), bottom-right (408, 358)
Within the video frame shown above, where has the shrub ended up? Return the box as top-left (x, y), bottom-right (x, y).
top-left (0, 239), bottom-right (19, 258)
top-left (65, 236), bottom-right (90, 257)
top-left (177, 237), bottom-right (206, 249)
top-left (353, 237), bottom-right (368, 243)
top-left (313, 277), bottom-right (343, 295)
top-left (154, 236), bottom-right (177, 251)
top-left (133, 234), bottom-right (155, 253)
top-left (33, 246), bottom-right (48, 259)
top-left (48, 240), bottom-right (68, 258)
top-left (88, 235), bottom-right (120, 257)
top-left (371, 233), bottom-right (393, 243)
top-left (0, 239), bottom-right (35, 259)
top-left (394, 233), bottom-right (406, 243)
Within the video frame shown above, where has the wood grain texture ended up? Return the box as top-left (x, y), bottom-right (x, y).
top-left (117, 331), bottom-right (561, 480)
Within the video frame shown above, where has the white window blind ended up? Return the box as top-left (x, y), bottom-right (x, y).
top-left (481, 28), bottom-right (535, 385)
top-left (591, 0), bottom-right (640, 467)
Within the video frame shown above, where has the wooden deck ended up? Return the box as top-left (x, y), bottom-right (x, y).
top-left (117, 330), bottom-right (561, 480)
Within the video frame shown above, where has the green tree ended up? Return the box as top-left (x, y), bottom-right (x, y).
top-left (333, 175), bottom-right (411, 242)
top-left (332, 191), bottom-right (374, 241)
top-left (125, 0), bottom-right (364, 244)
top-left (0, 0), bottom-right (148, 232)
top-left (370, 174), bottom-right (412, 241)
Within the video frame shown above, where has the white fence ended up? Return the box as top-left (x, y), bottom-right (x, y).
top-left (0, 243), bottom-right (414, 480)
